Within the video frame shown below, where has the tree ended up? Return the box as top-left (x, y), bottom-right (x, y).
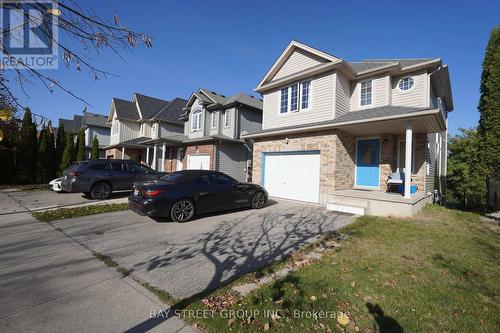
top-left (75, 129), bottom-right (86, 161)
top-left (0, 74), bottom-right (17, 184)
top-left (36, 125), bottom-right (51, 183)
top-left (447, 128), bottom-right (488, 209)
top-left (16, 108), bottom-right (38, 183)
top-left (477, 26), bottom-right (500, 179)
top-left (91, 136), bottom-right (99, 159)
top-left (59, 133), bottom-right (74, 173)
top-left (46, 121), bottom-right (56, 180)
top-left (0, 2), bottom-right (153, 106)
top-left (55, 122), bottom-right (66, 173)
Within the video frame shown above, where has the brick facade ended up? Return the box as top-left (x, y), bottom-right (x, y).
top-left (105, 147), bottom-right (144, 160)
top-left (252, 129), bottom-right (427, 206)
top-left (182, 144), bottom-right (216, 170)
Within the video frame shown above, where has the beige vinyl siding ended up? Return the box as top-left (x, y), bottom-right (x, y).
top-left (119, 120), bottom-right (140, 142)
top-left (335, 71), bottom-right (350, 118)
top-left (350, 75), bottom-right (390, 111)
top-left (160, 122), bottom-right (183, 137)
top-left (391, 70), bottom-right (428, 108)
top-left (272, 49), bottom-right (328, 81)
top-left (425, 133), bottom-right (437, 193)
top-left (141, 123), bottom-right (152, 137)
top-left (262, 72), bottom-right (336, 130)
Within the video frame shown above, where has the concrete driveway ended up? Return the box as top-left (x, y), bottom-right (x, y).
top-left (51, 199), bottom-right (354, 300)
top-left (0, 190), bottom-right (129, 214)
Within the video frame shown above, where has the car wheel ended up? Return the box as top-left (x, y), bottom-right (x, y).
top-left (170, 199), bottom-right (195, 223)
top-left (90, 182), bottom-right (111, 200)
top-left (251, 191), bottom-right (266, 209)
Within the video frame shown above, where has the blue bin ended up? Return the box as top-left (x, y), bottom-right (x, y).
top-left (397, 185), bottom-right (417, 194)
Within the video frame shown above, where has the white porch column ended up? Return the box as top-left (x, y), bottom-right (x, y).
top-left (152, 145), bottom-right (157, 170)
top-left (404, 121), bottom-right (413, 198)
top-left (161, 144), bottom-right (166, 172)
top-left (146, 147), bottom-right (150, 166)
top-left (121, 147), bottom-right (125, 159)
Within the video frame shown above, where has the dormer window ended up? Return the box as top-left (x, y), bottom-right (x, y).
top-left (360, 80), bottom-right (372, 106)
top-left (191, 109), bottom-right (202, 131)
top-left (398, 76), bottom-right (415, 91)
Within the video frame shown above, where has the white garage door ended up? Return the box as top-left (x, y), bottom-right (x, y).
top-left (187, 154), bottom-right (211, 170)
top-left (263, 152), bottom-right (320, 203)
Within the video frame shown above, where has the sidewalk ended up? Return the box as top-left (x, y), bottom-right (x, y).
top-left (0, 193), bottom-right (197, 333)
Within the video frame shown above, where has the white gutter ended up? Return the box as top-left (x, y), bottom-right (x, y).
top-left (242, 108), bottom-right (441, 139)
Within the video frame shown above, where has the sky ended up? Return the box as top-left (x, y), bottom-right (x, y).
top-left (8, 0), bottom-right (500, 135)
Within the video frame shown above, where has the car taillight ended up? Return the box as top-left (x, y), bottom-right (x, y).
top-left (68, 171), bottom-right (83, 177)
top-left (142, 189), bottom-right (163, 197)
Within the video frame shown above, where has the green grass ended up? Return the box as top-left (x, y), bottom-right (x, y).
top-left (92, 251), bottom-right (130, 276)
top-left (32, 203), bottom-right (128, 222)
top-left (177, 206), bottom-right (499, 332)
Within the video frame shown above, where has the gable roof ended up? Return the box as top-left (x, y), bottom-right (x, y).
top-left (112, 98), bottom-right (140, 121)
top-left (181, 89), bottom-right (263, 120)
top-left (151, 97), bottom-right (188, 125)
top-left (256, 40), bottom-right (341, 90)
top-left (82, 111), bottom-right (110, 128)
top-left (134, 93), bottom-right (170, 120)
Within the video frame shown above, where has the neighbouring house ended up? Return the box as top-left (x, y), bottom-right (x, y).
top-left (104, 93), bottom-right (187, 170)
top-left (145, 89), bottom-right (263, 182)
top-left (59, 110), bottom-right (111, 158)
top-left (243, 41), bottom-right (453, 217)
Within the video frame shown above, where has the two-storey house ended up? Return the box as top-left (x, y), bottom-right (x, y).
top-left (151, 88), bottom-right (262, 182)
top-left (59, 110), bottom-right (111, 159)
top-left (105, 93), bottom-right (187, 170)
top-left (244, 41), bottom-right (453, 216)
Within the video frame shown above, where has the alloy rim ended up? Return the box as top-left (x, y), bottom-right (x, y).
top-left (173, 200), bottom-right (194, 221)
top-left (253, 192), bottom-right (265, 208)
top-left (94, 184), bottom-right (110, 199)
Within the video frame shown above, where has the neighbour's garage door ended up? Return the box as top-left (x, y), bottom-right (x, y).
top-left (187, 154), bottom-right (211, 170)
top-left (263, 151), bottom-right (320, 203)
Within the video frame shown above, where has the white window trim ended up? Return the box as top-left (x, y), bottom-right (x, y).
top-left (277, 80), bottom-right (313, 115)
top-left (224, 110), bottom-right (231, 128)
top-left (191, 109), bottom-right (202, 131)
top-left (359, 79), bottom-right (373, 108)
top-left (211, 112), bottom-right (217, 129)
top-left (397, 76), bottom-right (416, 93)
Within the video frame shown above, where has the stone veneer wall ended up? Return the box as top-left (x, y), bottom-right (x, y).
top-left (252, 129), bottom-right (355, 205)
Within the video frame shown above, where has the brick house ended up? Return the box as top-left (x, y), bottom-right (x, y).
top-left (146, 89), bottom-right (263, 182)
top-left (243, 41), bottom-right (453, 216)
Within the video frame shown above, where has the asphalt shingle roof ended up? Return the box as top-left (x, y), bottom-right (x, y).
top-left (113, 98), bottom-right (140, 120)
top-left (72, 115), bottom-right (83, 131)
top-left (82, 111), bottom-right (110, 128)
top-left (223, 93), bottom-right (263, 110)
top-left (59, 118), bottom-right (75, 133)
top-left (135, 93), bottom-right (170, 119)
top-left (152, 97), bottom-right (187, 125)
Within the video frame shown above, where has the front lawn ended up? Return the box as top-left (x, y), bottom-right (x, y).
top-left (32, 203), bottom-right (129, 222)
top-left (179, 206), bottom-right (499, 332)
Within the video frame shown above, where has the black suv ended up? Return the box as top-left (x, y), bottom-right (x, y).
top-left (61, 160), bottom-right (165, 199)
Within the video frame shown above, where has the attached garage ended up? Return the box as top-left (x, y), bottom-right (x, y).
top-left (187, 154), bottom-right (211, 170)
top-left (262, 151), bottom-right (320, 203)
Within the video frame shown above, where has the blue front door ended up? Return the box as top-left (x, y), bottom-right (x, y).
top-left (356, 139), bottom-right (380, 187)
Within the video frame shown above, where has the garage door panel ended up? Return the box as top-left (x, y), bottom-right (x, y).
top-left (263, 152), bottom-right (320, 203)
top-left (187, 154), bottom-right (211, 170)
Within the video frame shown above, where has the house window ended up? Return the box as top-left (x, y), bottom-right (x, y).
top-left (224, 110), bottom-right (231, 128)
top-left (191, 109), bottom-right (202, 131)
top-left (211, 112), bottom-right (217, 129)
top-left (398, 77), bottom-right (414, 91)
top-left (301, 81), bottom-right (311, 109)
top-left (360, 80), bottom-right (372, 106)
top-left (290, 83), bottom-right (298, 112)
top-left (280, 88), bottom-right (288, 113)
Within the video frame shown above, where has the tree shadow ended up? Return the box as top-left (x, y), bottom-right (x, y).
top-left (366, 302), bottom-right (404, 333)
